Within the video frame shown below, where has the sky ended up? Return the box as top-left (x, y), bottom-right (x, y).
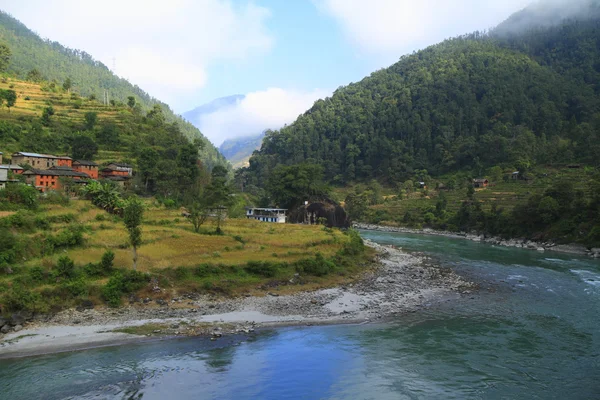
top-left (1, 0), bottom-right (533, 145)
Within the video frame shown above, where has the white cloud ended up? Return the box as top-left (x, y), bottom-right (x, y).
top-left (197, 88), bottom-right (329, 145)
top-left (316, 0), bottom-right (531, 60)
top-left (2, 0), bottom-right (273, 109)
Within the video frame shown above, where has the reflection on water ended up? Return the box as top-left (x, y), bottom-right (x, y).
top-left (1, 231), bottom-right (599, 400)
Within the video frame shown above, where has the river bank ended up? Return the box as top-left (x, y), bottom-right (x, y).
top-left (0, 241), bottom-right (474, 359)
top-left (354, 223), bottom-right (600, 257)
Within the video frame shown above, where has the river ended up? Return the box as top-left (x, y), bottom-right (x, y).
top-left (1, 231), bottom-right (599, 399)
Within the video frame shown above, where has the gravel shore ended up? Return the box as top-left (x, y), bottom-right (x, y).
top-left (0, 241), bottom-right (475, 359)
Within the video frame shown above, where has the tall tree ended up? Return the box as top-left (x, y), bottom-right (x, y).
top-left (62, 77), bottom-right (72, 93)
top-left (71, 135), bottom-right (98, 160)
top-left (206, 165), bottom-right (232, 234)
top-left (123, 196), bottom-right (144, 270)
top-left (0, 43), bottom-right (10, 72)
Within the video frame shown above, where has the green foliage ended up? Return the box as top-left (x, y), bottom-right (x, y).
top-left (0, 42), bottom-right (10, 72)
top-left (266, 163), bottom-right (329, 209)
top-left (123, 196), bottom-right (144, 269)
top-left (295, 253), bottom-right (336, 277)
top-left (339, 229), bottom-right (365, 256)
top-left (3, 284), bottom-right (44, 312)
top-left (55, 256), bottom-right (75, 279)
top-left (0, 184), bottom-right (39, 210)
top-left (71, 134), bottom-right (98, 160)
top-left (100, 249), bottom-right (115, 273)
top-left (84, 111), bottom-right (97, 130)
top-left (245, 260), bottom-right (280, 277)
top-left (101, 270), bottom-right (149, 307)
top-left (0, 89), bottom-right (17, 111)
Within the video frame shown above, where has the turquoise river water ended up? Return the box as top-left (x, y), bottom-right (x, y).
top-left (0, 231), bottom-right (599, 399)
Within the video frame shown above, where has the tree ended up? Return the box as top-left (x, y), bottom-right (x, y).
top-left (127, 96), bottom-right (136, 108)
top-left (0, 43), bottom-right (10, 72)
top-left (71, 135), bottom-right (98, 160)
top-left (267, 163), bottom-right (329, 209)
top-left (138, 147), bottom-right (159, 191)
top-left (26, 68), bottom-right (43, 82)
top-left (206, 165), bottom-right (232, 234)
top-left (41, 105), bottom-right (55, 126)
top-left (0, 89), bottom-right (16, 112)
top-left (84, 111), bottom-right (97, 130)
top-left (123, 196), bottom-right (144, 270)
top-left (62, 77), bottom-right (72, 93)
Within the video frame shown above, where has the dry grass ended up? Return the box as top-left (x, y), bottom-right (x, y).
top-left (20, 200), bottom-right (350, 273)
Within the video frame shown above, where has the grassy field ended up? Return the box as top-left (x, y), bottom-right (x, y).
top-left (0, 199), bottom-right (373, 313)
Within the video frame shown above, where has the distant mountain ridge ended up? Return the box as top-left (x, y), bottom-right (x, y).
top-left (183, 94), bottom-right (266, 168)
top-left (219, 132), bottom-right (265, 169)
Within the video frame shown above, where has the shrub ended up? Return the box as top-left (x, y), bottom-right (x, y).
top-left (29, 266), bottom-right (47, 283)
top-left (2, 284), bottom-right (44, 312)
top-left (295, 253), bottom-right (336, 277)
top-left (102, 270), bottom-right (149, 307)
top-left (339, 229), bottom-right (365, 256)
top-left (233, 235), bottom-right (246, 244)
top-left (245, 261), bottom-right (280, 277)
top-left (174, 266), bottom-right (191, 280)
top-left (100, 250), bottom-right (115, 273)
top-left (60, 277), bottom-right (88, 298)
top-left (55, 256), bottom-right (76, 279)
top-left (194, 264), bottom-right (221, 277)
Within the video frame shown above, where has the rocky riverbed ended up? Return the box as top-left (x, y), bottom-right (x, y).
top-left (0, 241), bottom-right (475, 358)
top-left (355, 223), bottom-right (600, 257)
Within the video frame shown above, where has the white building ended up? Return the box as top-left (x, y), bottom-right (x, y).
top-left (246, 208), bottom-right (287, 223)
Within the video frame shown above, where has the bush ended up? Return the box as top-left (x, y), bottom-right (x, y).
top-left (295, 253), bottom-right (336, 277)
top-left (60, 277), bottom-right (88, 298)
top-left (245, 261), bottom-right (281, 277)
top-left (55, 256), bottom-right (76, 279)
top-left (0, 184), bottom-right (39, 210)
top-left (2, 284), bottom-right (44, 312)
top-left (100, 250), bottom-right (115, 273)
top-left (339, 229), bottom-right (364, 256)
top-left (194, 264), bottom-right (222, 277)
top-left (29, 266), bottom-right (47, 283)
top-left (101, 270), bottom-right (149, 307)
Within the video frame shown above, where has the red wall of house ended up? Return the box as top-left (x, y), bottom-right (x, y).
top-left (74, 166), bottom-right (98, 179)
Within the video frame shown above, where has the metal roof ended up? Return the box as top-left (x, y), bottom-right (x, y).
top-left (13, 152), bottom-right (58, 158)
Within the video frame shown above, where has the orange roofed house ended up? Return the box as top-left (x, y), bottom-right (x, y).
top-left (73, 160), bottom-right (99, 179)
top-left (24, 166), bottom-right (90, 192)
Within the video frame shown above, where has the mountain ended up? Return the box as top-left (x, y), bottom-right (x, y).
top-left (182, 94), bottom-right (244, 125)
top-left (243, 0), bottom-right (600, 188)
top-left (183, 95), bottom-right (266, 168)
top-left (219, 132), bottom-right (265, 169)
top-left (0, 10), bottom-right (227, 169)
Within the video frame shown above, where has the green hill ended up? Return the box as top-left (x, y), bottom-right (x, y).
top-left (244, 1), bottom-right (600, 187)
top-left (0, 10), bottom-right (226, 169)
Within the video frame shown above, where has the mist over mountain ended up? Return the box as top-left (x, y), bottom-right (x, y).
top-left (183, 94), bottom-right (245, 126)
top-left (493, 0), bottom-right (600, 35)
top-left (219, 132), bottom-right (266, 169)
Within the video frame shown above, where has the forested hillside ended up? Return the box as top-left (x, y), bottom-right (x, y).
top-left (244, 2), bottom-right (600, 187)
top-left (0, 10), bottom-right (226, 168)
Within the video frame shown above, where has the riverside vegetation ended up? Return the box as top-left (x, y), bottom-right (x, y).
top-left (0, 184), bottom-right (370, 315)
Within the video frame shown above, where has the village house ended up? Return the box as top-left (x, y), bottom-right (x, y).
top-left (101, 162), bottom-right (133, 178)
top-left (73, 160), bottom-right (99, 179)
top-left (0, 165), bottom-right (23, 189)
top-left (246, 208), bottom-right (287, 223)
top-left (23, 166), bottom-right (90, 192)
top-left (473, 178), bottom-right (489, 188)
top-left (11, 152), bottom-right (72, 169)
